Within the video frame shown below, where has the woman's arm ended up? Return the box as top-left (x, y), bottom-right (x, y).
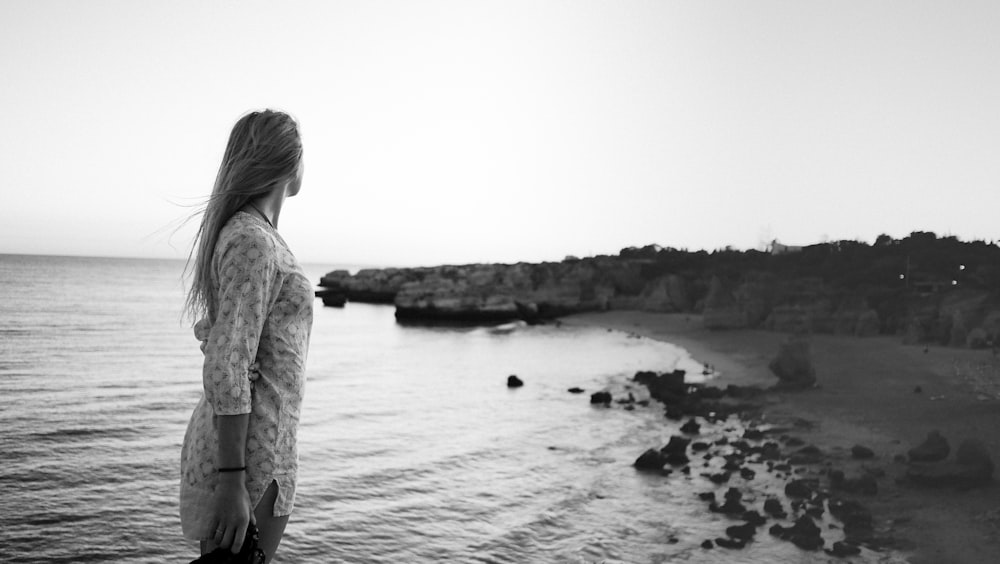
top-left (212, 413), bottom-right (252, 553)
top-left (201, 227), bottom-right (282, 553)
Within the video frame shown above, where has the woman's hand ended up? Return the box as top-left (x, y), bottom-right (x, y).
top-left (211, 473), bottom-right (254, 553)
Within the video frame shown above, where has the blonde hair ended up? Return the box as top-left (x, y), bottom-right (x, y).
top-left (184, 110), bottom-right (302, 322)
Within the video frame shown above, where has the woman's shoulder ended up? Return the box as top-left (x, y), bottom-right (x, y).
top-left (217, 212), bottom-right (303, 274)
top-left (217, 211), bottom-right (280, 259)
top-left (221, 211), bottom-right (278, 244)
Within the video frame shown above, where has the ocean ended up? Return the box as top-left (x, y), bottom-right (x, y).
top-left (0, 254), bottom-right (903, 563)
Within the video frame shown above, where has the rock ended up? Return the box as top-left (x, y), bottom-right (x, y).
top-left (828, 498), bottom-right (874, 542)
top-left (714, 537), bottom-right (746, 549)
top-left (634, 448), bottom-right (666, 471)
top-left (742, 510), bottom-right (767, 526)
top-left (908, 430), bottom-right (950, 462)
top-left (507, 375), bottom-right (524, 388)
top-left (567, 387), bottom-right (584, 394)
top-left (703, 276), bottom-right (748, 330)
top-left (851, 445), bottom-right (876, 459)
top-left (725, 522), bottom-right (757, 542)
top-left (633, 274), bottom-right (691, 312)
top-left (789, 445), bottom-right (824, 465)
top-left (396, 282), bottom-right (522, 323)
top-left (826, 541), bottom-right (862, 557)
top-left (590, 391), bottom-right (612, 405)
top-left (768, 337), bottom-right (817, 389)
top-left (664, 451), bottom-right (690, 466)
top-left (757, 442), bottom-right (783, 461)
top-left (804, 504), bottom-right (824, 520)
top-left (633, 370), bottom-right (686, 403)
top-left (315, 288), bottom-right (347, 307)
top-left (769, 516), bottom-right (824, 551)
top-left (710, 498), bottom-right (747, 515)
top-left (708, 471), bottom-right (732, 484)
top-left (723, 487), bottom-right (742, 502)
top-left (680, 418), bottom-right (701, 434)
top-left (763, 497), bottom-right (787, 518)
top-left (784, 478), bottom-right (818, 499)
top-left (318, 268), bottom-right (403, 303)
top-left (701, 540), bottom-right (714, 549)
top-left (740, 467), bottom-right (756, 480)
top-left (615, 393), bottom-right (636, 405)
top-left (661, 435), bottom-right (690, 454)
top-left (907, 439), bottom-right (993, 488)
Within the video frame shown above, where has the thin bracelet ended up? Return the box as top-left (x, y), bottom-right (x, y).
top-left (217, 466), bottom-right (247, 473)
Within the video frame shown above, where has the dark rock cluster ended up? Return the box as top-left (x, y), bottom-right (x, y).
top-left (565, 358), bottom-right (995, 558)
top-left (904, 431), bottom-right (994, 489)
top-left (617, 370), bottom-right (905, 556)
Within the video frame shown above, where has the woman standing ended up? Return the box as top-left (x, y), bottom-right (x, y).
top-left (180, 110), bottom-right (313, 563)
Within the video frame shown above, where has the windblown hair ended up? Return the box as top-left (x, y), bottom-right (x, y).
top-left (184, 110), bottom-right (302, 322)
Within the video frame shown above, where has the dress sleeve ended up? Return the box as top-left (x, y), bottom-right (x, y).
top-left (201, 228), bottom-right (282, 415)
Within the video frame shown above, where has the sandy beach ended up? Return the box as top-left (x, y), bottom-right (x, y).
top-left (567, 310), bottom-right (1000, 564)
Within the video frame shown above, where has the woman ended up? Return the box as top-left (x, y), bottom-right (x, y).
top-left (180, 110), bottom-right (313, 563)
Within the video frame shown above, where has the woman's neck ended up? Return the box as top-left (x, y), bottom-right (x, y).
top-left (248, 189), bottom-right (284, 229)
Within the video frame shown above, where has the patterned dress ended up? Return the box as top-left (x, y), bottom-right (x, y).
top-left (180, 211), bottom-right (314, 540)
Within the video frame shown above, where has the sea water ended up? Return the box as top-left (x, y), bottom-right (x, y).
top-left (0, 254), bottom-right (905, 563)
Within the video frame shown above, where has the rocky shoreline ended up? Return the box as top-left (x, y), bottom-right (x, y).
top-left (318, 235), bottom-right (1000, 350)
top-left (566, 311), bottom-right (1000, 563)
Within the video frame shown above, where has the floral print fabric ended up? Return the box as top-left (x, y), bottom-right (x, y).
top-left (180, 211), bottom-right (314, 540)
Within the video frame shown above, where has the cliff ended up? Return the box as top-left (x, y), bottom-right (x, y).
top-left (318, 232), bottom-right (1000, 348)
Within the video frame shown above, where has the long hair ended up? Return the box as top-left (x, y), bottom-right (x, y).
top-left (183, 110), bottom-right (302, 322)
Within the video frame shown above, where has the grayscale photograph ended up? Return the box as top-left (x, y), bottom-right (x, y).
top-left (1, 1), bottom-right (999, 563)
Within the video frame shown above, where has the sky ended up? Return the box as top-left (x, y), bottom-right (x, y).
top-left (1, 0), bottom-right (998, 267)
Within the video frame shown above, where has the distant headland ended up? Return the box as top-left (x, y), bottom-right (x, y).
top-left (318, 231), bottom-right (1000, 349)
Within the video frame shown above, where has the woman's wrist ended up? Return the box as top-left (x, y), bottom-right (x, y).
top-left (218, 467), bottom-right (247, 485)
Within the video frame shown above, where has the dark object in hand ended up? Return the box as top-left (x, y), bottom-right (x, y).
top-left (190, 523), bottom-right (265, 564)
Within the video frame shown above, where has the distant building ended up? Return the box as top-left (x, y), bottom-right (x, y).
top-left (769, 239), bottom-right (804, 255)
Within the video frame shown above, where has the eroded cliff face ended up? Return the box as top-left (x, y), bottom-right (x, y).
top-left (900, 289), bottom-right (1000, 348)
top-left (320, 259), bottom-right (690, 323)
top-left (319, 260), bottom-right (1000, 348)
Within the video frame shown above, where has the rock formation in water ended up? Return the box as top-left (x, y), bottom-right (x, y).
top-left (318, 233), bottom-right (1000, 348)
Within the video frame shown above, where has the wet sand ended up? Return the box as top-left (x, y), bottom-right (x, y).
top-left (567, 311), bottom-right (1000, 563)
